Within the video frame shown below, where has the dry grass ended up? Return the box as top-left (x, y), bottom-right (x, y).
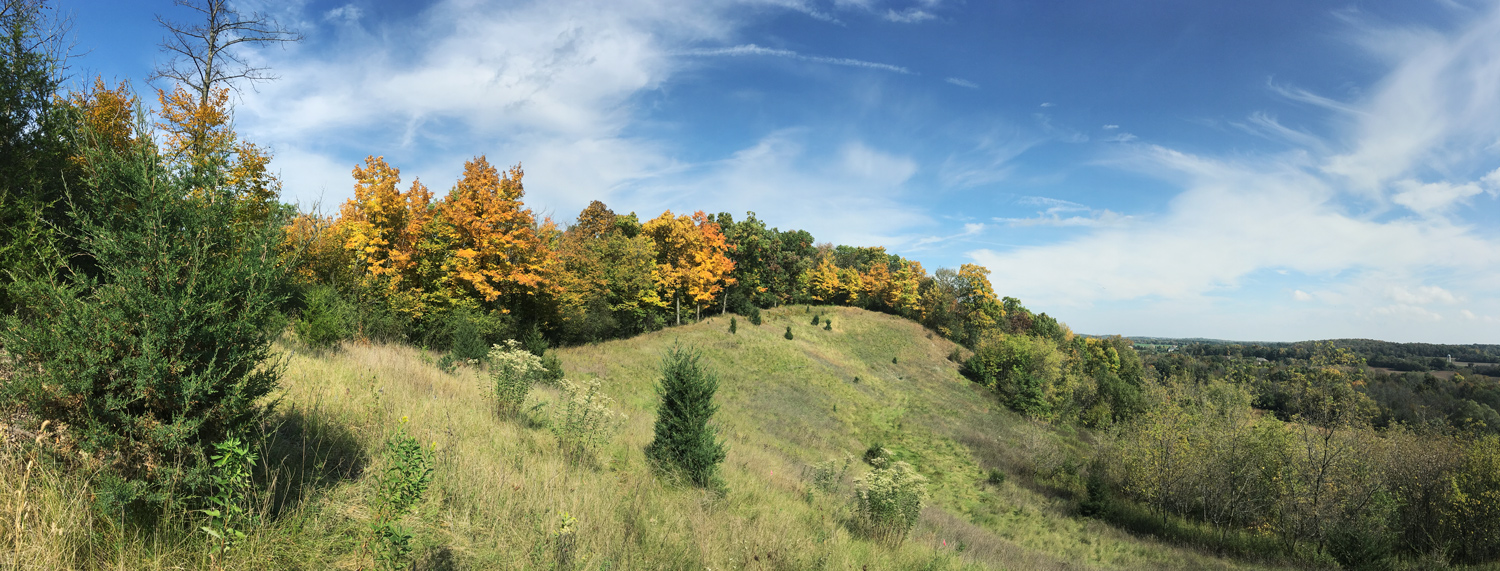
top-left (1, 306), bottom-right (1288, 569)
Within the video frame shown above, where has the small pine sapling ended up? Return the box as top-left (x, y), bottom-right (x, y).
top-left (811, 314), bottom-right (820, 326)
top-left (645, 344), bottom-right (727, 489)
top-left (784, 326), bottom-right (794, 340)
top-left (729, 317), bottom-right (737, 334)
top-left (749, 307), bottom-right (762, 326)
top-left (824, 320), bottom-right (832, 331)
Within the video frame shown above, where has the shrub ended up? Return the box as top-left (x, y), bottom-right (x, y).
top-left (0, 128), bottom-right (286, 513)
top-left (811, 314), bottom-right (820, 326)
top-left (986, 469), bottom-right (1006, 486)
top-left (295, 284), bottom-right (353, 349)
top-left (552, 378), bottom-right (625, 461)
top-left (646, 344), bottom-right (727, 489)
top-left (807, 456), bottom-right (852, 495)
top-left (824, 320), bottom-right (832, 331)
top-left (853, 458), bottom-right (928, 543)
top-left (785, 326), bottom-right (794, 340)
top-left (863, 443), bottom-right (890, 466)
top-left (729, 317), bottom-right (737, 335)
top-left (540, 351), bottom-right (566, 385)
top-left (488, 340), bottom-right (544, 418)
top-left (749, 307), bottom-right (762, 326)
top-left (369, 418), bottom-right (434, 571)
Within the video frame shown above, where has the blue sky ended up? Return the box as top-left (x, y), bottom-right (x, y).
top-left (65, 0), bottom-right (1500, 343)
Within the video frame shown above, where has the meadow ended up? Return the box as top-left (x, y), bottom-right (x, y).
top-left (1, 306), bottom-right (1277, 570)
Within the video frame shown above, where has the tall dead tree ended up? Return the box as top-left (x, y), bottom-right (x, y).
top-left (151, 0), bottom-right (300, 108)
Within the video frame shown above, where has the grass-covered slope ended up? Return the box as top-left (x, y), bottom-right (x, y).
top-left (4, 306), bottom-right (1272, 570)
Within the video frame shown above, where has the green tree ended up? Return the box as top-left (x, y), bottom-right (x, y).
top-left (0, 114), bottom-right (286, 512)
top-left (645, 344), bottom-right (727, 488)
top-left (0, 0), bottom-right (71, 315)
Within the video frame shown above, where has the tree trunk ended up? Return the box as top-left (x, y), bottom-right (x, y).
top-left (675, 294), bottom-right (681, 326)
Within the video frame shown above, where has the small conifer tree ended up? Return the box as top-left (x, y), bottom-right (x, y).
top-left (785, 326), bottom-right (794, 340)
top-left (645, 344), bottom-right (727, 488)
top-left (811, 314), bottom-right (820, 326)
top-left (729, 316), bottom-right (737, 334)
top-left (824, 320), bottom-right (832, 331)
top-left (749, 307), bottom-right (762, 326)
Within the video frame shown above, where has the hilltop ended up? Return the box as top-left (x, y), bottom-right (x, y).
top-left (35, 306), bottom-right (1298, 569)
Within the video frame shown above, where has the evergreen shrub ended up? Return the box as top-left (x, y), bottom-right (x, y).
top-left (0, 130), bottom-right (286, 513)
top-left (645, 344), bottom-right (727, 489)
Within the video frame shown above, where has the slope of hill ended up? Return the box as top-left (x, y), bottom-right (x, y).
top-left (4, 306), bottom-right (1275, 570)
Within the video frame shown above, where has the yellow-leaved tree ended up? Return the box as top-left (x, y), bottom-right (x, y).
top-left (156, 84), bottom-right (281, 225)
top-left (334, 156), bottom-right (433, 317)
top-left (432, 156), bottom-right (557, 310)
top-left (642, 210), bottom-right (735, 324)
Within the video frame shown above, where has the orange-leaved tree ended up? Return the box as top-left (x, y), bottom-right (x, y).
top-left (431, 156), bottom-right (557, 311)
top-left (642, 210), bottom-right (735, 324)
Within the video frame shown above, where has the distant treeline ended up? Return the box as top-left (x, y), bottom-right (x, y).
top-left (1134, 338), bottom-right (1500, 369)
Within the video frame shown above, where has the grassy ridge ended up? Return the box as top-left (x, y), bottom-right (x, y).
top-left (3, 306), bottom-right (1273, 569)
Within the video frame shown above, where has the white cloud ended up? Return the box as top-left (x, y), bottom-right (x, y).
top-left (1320, 9), bottom-right (1500, 193)
top-left (965, 5), bottom-right (1500, 341)
top-left (1039, 102), bottom-right (1054, 107)
top-left (1391, 179), bottom-right (1484, 215)
top-left (885, 8), bottom-right (935, 23)
top-left (945, 77), bottom-right (978, 89)
top-left (995, 196), bottom-right (1131, 228)
top-left (1370, 304), bottom-right (1445, 322)
top-left (1102, 124), bottom-right (1119, 130)
top-left (322, 4), bottom-right (362, 24)
top-left (679, 43), bottom-right (912, 74)
top-left (1388, 285), bottom-right (1459, 305)
top-left (1462, 309), bottom-right (1478, 320)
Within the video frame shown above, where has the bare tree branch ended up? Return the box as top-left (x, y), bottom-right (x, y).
top-left (150, 0), bottom-right (300, 107)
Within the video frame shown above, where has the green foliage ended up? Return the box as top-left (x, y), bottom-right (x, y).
top-left (0, 0), bottom-right (71, 316)
top-left (811, 314), bottom-right (820, 326)
top-left (863, 443), bottom-right (890, 466)
top-left (369, 418), bottom-right (434, 571)
top-left (966, 334), bottom-right (1063, 418)
top-left (199, 436), bottom-right (258, 554)
top-left (645, 344), bottom-right (727, 489)
top-left (892, 356), bottom-right (898, 364)
top-left (552, 378), bottom-right (625, 461)
top-left (749, 306), bottom-right (762, 326)
top-left (294, 284), bottom-right (353, 349)
top-left (784, 326), bottom-right (793, 340)
top-left (552, 511), bottom-right (578, 569)
top-left (807, 456), bottom-right (851, 495)
top-left (728, 316), bottom-right (737, 334)
top-left (824, 320), bottom-right (832, 331)
top-left (853, 457), bottom-right (928, 543)
top-left (986, 468), bottom-right (1006, 486)
top-left (0, 122), bottom-right (286, 513)
top-left (1444, 434), bottom-right (1500, 563)
top-left (541, 351), bottom-right (566, 384)
top-left (488, 339), bottom-right (544, 418)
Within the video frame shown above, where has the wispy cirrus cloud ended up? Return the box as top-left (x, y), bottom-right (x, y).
top-left (995, 197), bottom-right (1130, 228)
top-left (970, 2), bottom-right (1500, 343)
top-left (678, 43), bottom-right (912, 74)
top-left (944, 77), bottom-right (978, 88)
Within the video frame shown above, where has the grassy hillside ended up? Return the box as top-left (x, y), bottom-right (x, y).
top-left (3, 306), bottom-right (1276, 570)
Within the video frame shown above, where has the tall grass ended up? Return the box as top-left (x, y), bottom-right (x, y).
top-left (3, 307), bottom-right (1295, 569)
